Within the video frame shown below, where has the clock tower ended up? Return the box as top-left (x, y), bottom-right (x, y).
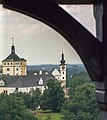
top-left (60, 53), bottom-right (66, 88)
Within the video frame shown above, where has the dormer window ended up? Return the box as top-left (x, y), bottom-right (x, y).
top-left (38, 78), bottom-right (43, 86)
top-left (0, 80), bottom-right (5, 86)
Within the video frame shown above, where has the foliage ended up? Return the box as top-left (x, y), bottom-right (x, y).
top-left (46, 114), bottom-right (52, 120)
top-left (40, 79), bottom-right (65, 112)
top-left (12, 92), bottom-right (32, 109)
top-left (30, 88), bottom-right (41, 110)
top-left (69, 72), bottom-right (91, 97)
top-left (0, 93), bottom-right (38, 120)
top-left (13, 88), bottom-right (41, 110)
top-left (62, 83), bottom-right (100, 120)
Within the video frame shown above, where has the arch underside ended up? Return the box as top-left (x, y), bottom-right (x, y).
top-left (3, 0), bottom-right (101, 82)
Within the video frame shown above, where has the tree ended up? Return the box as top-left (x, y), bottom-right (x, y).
top-left (30, 88), bottom-right (41, 110)
top-left (12, 92), bottom-right (33, 109)
top-left (0, 94), bottom-right (38, 120)
top-left (62, 83), bottom-right (100, 120)
top-left (41, 79), bottom-right (65, 112)
top-left (69, 72), bottom-right (91, 97)
top-left (12, 88), bottom-right (41, 110)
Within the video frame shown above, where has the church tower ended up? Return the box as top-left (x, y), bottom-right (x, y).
top-left (2, 38), bottom-right (27, 76)
top-left (60, 53), bottom-right (66, 88)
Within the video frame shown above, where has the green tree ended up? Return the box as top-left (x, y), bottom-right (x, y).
top-left (62, 83), bottom-right (100, 120)
top-left (12, 88), bottom-right (41, 110)
top-left (41, 79), bottom-right (65, 112)
top-left (12, 92), bottom-right (33, 109)
top-left (30, 88), bottom-right (41, 110)
top-left (69, 72), bottom-right (91, 97)
top-left (0, 94), bottom-right (38, 120)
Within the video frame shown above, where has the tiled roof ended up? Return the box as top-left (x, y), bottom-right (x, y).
top-left (2, 53), bottom-right (26, 62)
top-left (1, 74), bottom-right (55, 87)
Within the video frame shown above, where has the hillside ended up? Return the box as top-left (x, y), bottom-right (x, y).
top-left (27, 64), bottom-right (86, 76)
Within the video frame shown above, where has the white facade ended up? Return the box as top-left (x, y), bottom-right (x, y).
top-left (52, 68), bottom-right (61, 80)
top-left (0, 86), bottom-right (46, 95)
top-left (51, 65), bottom-right (66, 88)
top-left (59, 52), bottom-right (67, 88)
top-left (60, 64), bottom-right (66, 88)
top-left (60, 65), bottom-right (66, 82)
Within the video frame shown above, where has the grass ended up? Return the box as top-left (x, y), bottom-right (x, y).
top-left (34, 110), bottom-right (62, 120)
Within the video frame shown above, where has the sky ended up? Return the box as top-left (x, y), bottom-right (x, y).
top-left (0, 5), bottom-right (96, 65)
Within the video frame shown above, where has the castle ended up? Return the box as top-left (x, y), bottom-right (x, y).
top-left (2, 40), bottom-right (27, 76)
top-left (0, 40), bottom-right (67, 94)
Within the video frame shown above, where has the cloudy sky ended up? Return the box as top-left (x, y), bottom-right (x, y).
top-left (0, 5), bottom-right (96, 65)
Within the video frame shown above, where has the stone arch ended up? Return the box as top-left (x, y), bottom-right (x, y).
top-left (3, 0), bottom-right (101, 81)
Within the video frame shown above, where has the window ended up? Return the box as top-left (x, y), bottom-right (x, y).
top-left (15, 63), bottom-right (19, 65)
top-left (0, 80), bottom-right (4, 86)
top-left (15, 87), bottom-right (18, 92)
top-left (7, 74), bottom-right (10, 75)
top-left (63, 72), bottom-right (64, 74)
top-left (16, 73), bottom-right (18, 75)
top-left (7, 63), bottom-right (9, 65)
top-left (16, 68), bottom-right (18, 71)
top-left (4, 63), bottom-right (6, 65)
top-left (63, 77), bottom-right (64, 79)
top-left (11, 63), bottom-right (12, 65)
top-left (7, 68), bottom-right (10, 71)
top-left (3, 90), bottom-right (8, 94)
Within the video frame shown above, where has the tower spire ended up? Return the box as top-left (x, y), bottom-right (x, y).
top-left (12, 37), bottom-right (14, 46)
top-left (60, 52), bottom-right (65, 65)
top-left (11, 37), bottom-right (15, 53)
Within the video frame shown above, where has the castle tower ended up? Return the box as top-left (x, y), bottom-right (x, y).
top-left (2, 38), bottom-right (27, 76)
top-left (60, 52), bottom-right (66, 88)
top-left (11, 37), bottom-right (15, 53)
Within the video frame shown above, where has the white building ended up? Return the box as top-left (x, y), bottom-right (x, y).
top-left (0, 41), bottom-right (67, 95)
top-left (52, 53), bottom-right (66, 88)
top-left (60, 53), bottom-right (66, 88)
top-left (0, 74), bottom-right (55, 95)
